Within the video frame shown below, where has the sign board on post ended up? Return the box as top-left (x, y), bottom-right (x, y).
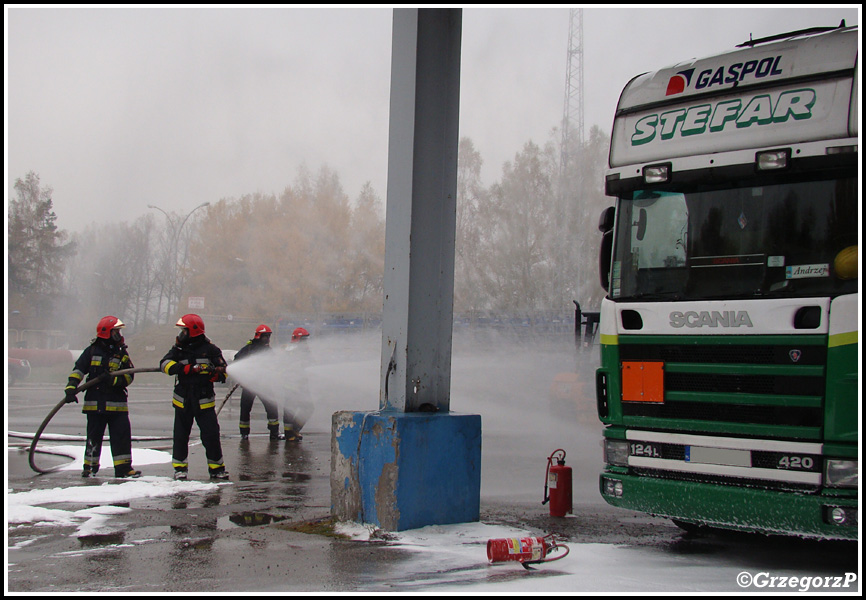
top-left (188, 297), bottom-right (205, 310)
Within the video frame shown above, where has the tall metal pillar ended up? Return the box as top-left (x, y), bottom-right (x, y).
top-left (331, 8), bottom-right (481, 531)
top-left (380, 7), bottom-right (460, 413)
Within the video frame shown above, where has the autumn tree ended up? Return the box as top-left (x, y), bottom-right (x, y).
top-left (185, 193), bottom-right (275, 318)
top-left (344, 182), bottom-right (385, 312)
top-left (186, 165), bottom-right (384, 320)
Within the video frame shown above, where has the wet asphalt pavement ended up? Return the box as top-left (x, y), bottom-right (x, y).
top-left (7, 334), bottom-right (859, 593)
top-left (6, 375), bottom-right (679, 593)
top-left (7, 423), bottom-right (687, 594)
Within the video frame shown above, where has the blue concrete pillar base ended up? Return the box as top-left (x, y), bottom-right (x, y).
top-left (331, 411), bottom-right (481, 531)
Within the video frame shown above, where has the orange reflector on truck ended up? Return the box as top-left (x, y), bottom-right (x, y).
top-left (621, 361), bottom-right (664, 403)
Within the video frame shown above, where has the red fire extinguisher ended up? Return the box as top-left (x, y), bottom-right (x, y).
top-left (542, 449), bottom-right (572, 517)
top-left (487, 533), bottom-right (570, 569)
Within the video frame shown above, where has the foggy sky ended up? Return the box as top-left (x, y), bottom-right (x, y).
top-left (6, 6), bottom-right (860, 234)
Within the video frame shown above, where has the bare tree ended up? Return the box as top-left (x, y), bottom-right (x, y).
top-left (64, 215), bottom-right (163, 335)
top-left (346, 182), bottom-right (385, 312)
top-left (454, 137), bottom-right (492, 313)
top-left (561, 124), bottom-right (611, 310)
top-left (481, 141), bottom-right (559, 312)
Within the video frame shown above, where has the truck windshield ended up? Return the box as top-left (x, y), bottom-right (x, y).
top-left (611, 177), bottom-right (857, 301)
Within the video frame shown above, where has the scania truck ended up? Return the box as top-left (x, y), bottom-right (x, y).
top-left (596, 24), bottom-right (858, 539)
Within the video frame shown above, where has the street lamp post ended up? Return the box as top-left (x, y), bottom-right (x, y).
top-left (148, 202), bottom-right (210, 323)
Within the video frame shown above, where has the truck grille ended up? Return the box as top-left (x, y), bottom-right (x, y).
top-left (618, 336), bottom-right (826, 439)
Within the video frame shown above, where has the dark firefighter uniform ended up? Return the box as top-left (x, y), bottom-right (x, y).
top-left (282, 327), bottom-right (312, 441)
top-left (65, 316), bottom-right (140, 478)
top-left (160, 314), bottom-right (229, 480)
top-left (235, 324), bottom-right (281, 439)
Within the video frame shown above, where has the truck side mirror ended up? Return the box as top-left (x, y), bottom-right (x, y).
top-left (598, 207), bottom-right (615, 292)
top-left (599, 229), bottom-right (613, 292)
top-left (598, 206), bottom-right (615, 233)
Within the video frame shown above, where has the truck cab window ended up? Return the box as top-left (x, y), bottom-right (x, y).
top-left (611, 177), bottom-right (856, 301)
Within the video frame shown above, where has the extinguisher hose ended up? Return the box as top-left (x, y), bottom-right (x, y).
top-left (540, 542), bottom-right (570, 563)
top-left (542, 449), bottom-right (567, 505)
top-left (28, 367), bottom-right (162, 475)
top-left (542, 455), bottom-right (552, 505)
top-left (522, 535), bottom-right (570, 568)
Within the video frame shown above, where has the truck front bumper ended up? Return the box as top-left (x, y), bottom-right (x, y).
top-left (600, 470), bottom-right (857, 540)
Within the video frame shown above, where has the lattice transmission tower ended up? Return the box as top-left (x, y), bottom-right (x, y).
top-left (560, 7), bottom-right (584, 175)
top-left (559, 8), bottom-right (586, 311)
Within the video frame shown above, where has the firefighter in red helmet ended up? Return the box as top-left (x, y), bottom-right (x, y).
top-left (291, 327), bottom-right (310, 342)
top-left (160, 314), bottom-right (229, 480)
top-left (64, 316), bottom-right (141, 478)
top-left (282, 327), bottom-right (312, 441)
top-left (234, 324), bottom-right (282, 439)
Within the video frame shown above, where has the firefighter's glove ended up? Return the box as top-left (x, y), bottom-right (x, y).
top-left (183, 364), bottom-right (211, 375)
top-left (209, 366), bottom-right (226, 383)
top-left (64, 387), bottom-right (79, 404)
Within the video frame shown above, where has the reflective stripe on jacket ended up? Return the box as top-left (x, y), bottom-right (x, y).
top-left (66, 339), bottom-right (134, 414)
top-left (160, 337), bottom-right (227, 410)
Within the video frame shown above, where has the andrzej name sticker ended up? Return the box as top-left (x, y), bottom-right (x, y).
top-left (786, 264), bottom-right (829, 279)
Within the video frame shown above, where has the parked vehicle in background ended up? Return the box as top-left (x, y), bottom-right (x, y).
top-left (9, 357), bottom-right (32, 386)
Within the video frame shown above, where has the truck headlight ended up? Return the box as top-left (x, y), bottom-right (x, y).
top-left (602, 477), bottom-right (624, 497)
top-left (604, 439), bottom-right (629, 467)
top-left (823, 506), bottom-right (858, 527)
top-left (824, 459), bottom-right (858, 488)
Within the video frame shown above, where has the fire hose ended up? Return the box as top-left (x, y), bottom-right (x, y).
top-left (216, 383), bottom-right (240, 416)
top-left (28, 368), bottom-right (241, 474)
top-left (28, 367), bottom-right (161, 474)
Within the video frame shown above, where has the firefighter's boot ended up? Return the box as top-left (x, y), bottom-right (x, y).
top-left (210, 468), bottom-right (230, 481)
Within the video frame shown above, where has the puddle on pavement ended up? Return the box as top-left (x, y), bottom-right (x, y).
top-left (220, 511), bottom-right (289, 529)
top-left (78, 532), bottom-right (126, 547)
top-left (282, 471), bottom-right (311, 482)
top-left (172, 536), bottom-right (216, 551)
top-left (236, 471), bottom-right (312, 482)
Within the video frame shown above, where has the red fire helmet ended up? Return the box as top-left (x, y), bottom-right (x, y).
top-left (96, 316), bottom-right (124, 339)
top-left (176, 314), bottom-right (206, 337)
top-left (291, 327), bottom-right (310, 342)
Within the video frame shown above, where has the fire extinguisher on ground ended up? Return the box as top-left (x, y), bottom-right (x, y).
top-left (542, 448), bottom-right (572, 517)
top-left (487, 533), bottom-right (570, 569)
